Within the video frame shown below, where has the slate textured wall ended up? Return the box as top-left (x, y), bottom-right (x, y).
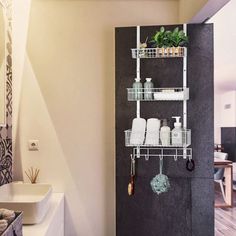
top-left (115, 24), bottom-right (214, 236)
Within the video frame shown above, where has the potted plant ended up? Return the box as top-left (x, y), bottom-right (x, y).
top-left (149, 26), bottom-right (188, 56)
top-left (169, 27), bottom-right (188, 55)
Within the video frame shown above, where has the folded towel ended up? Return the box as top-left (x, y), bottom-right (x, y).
top-left (154, 91), bottom-right (184, 100)
top-left (0, 209), bottom-right (15, 222)
top-left (145, 118), bottom-right (160, 145)
top-left (130, 118), bottom-right (146, 145)
top-left (0, 219), bottom-right (8, 233)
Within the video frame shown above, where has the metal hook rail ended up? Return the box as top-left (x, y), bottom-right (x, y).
top-left (132, 147), bottom-right (192, 161)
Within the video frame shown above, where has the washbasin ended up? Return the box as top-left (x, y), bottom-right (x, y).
top-left (0, 182), bottom-right (52, 224)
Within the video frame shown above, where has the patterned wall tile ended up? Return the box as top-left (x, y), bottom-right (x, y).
top-left (0, 0), bottom-right (12, 185)
top-left (0, 139), bottom-right (12, 185)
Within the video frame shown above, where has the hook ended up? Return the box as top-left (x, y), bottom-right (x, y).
top-left (186, 158), bottom-right (195, 172)
top-left (145, 155), bottom-right (149, 161)
top-left (130, 154), bottom-right (136, 176)
top-left (136, 147), bottom-right (141, 159)
top-left (159, 156), bottom-right (163, 175)
top-left (131, 154), bottom-right (135, 161)
top-left (174, 155), bottom-right (178, 161)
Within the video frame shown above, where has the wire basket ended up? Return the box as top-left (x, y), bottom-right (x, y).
top-left (127, 88), bottom-right (189, 101)
top-left (125, 129), bottom-right (191, 147)
top-left (131, 47), bottom-right (186, 59)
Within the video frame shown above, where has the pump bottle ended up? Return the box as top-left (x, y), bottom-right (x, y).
top-left (171, 116), bottom-right (183, 146)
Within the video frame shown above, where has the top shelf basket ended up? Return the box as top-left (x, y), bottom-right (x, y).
top-left (131, 47), bottom-right (186, 59)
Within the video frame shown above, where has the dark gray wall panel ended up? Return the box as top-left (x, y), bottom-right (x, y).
top-left (191, 178), bottom-right (214, 236)
top-left (221, 127), bottom-right (236, 162)
top-left (116, 24), bottom-right (214, 236)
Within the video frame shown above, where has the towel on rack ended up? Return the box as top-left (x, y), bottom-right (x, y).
top-left (145, 118), bottom-right (160, 145)
top-left (0, 209), bottom-right (15, 222)
top-left (0, 219), bottom-right (8, 233)
top-left (130, 118), bottom-right (146, 145)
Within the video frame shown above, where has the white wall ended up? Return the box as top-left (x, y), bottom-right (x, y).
top-left (14, 1), bottom-right (179, 235)
top-left (209, 0), bottom-right (236, 143)
top-left (220, 91), bottom-right (236, 127)
top-left (12, 0), bottom-right (31, 179)
top-left (179, 0), bottom-right (208, 23)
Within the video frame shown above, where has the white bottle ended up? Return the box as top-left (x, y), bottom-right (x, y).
top-left (171, 116), bottom-right (183, 146)
top-left (160, 119), bottom-right (170, 146)
top-left (144, 78), bottom-right (154, 100)
top-left (132, 78), bottom-right (143, 100)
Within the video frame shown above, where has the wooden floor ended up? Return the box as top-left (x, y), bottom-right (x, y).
top-left (215, 184), bottom-right (236, 236)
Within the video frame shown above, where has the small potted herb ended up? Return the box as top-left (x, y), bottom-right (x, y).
top-left (149, 26), bottom-right (188, 56)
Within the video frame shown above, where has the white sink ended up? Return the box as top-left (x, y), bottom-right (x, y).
top-left (0, 182), bottom-right (52, 224)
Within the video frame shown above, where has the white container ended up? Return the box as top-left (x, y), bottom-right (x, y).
top-left (145, 118), bottom-right (160, 145)
top-left (171, 116), bottom-right (183, 146)
top-left (132, 78), bottom-right (143, 100)
top-left (160, 119), bottom-right (170, 146)
top-left (144, 78), bottom-right (154, 100)
top-left (130, 118), bottom-right (146, 145)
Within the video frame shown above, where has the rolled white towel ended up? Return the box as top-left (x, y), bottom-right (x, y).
top-left (0, 219), bottom-right (8, 233)
top-left (0, 209), bottom-right (15, 222)
top-left (130, 118), bottom-right (146, 145)
top-left (145, 118), bottom-right (160, 145)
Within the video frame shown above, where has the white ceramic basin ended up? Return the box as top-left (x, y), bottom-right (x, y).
top-left (0, 182), bottom-right (52, 224)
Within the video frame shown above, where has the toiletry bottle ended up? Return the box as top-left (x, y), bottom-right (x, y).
top-left (144, 78), bottom-right (154, 100)
top-left (160, 119), bottom-right (170, 146)
top-left (132, 78), bottom-right (143, 100)
top-left (171, 116), bottom-right (183, 146)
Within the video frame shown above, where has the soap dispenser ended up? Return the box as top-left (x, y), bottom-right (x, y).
top-left (132, 78), bottom-right (143, 100)
top-left (171, 116), bottom-right (183, 146)
top-left (160, 119), bottom-right (170, 146)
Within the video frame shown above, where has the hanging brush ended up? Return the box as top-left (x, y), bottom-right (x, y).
top-left (128, 154), bottom-right (136, 196)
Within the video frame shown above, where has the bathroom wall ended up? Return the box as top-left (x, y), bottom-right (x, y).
top-left (12, 0), bottom-right (32, 181)
top-left (179, 0), bottom-right (231, 24)
top-left (13, 1), bottom-right (179, 235)
top-left (208, 0), bottom-right (236, 144)
top-left (219, 91), bottom-right (236, 127)
top-left (179, 0), bottom-right (208, 22)
top-left (0, 0), bottom-right (12, 186)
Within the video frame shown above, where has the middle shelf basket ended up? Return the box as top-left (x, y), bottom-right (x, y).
top-left (125, 129), bottom-right (191, 147)
top-left (127, 87), bottom-right (189, 101)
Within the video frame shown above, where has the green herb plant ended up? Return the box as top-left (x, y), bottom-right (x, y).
top-left (150, 27), bottom-right (189, 48)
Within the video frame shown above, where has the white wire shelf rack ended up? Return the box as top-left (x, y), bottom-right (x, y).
top-left (127, 87), bottom-right (189, 101)
top-left (132, 147), bottom-right (192, 160)
top-left (131, 47), bottom-right (186, 59)
top-left (125, 129), bottom-right (191, 147)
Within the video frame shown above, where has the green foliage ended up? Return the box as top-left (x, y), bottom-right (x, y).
top-left (149, 27), bottom-right (189, 48)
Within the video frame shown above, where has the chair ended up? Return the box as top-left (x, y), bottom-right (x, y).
top-left (214, 151), bottom-right (228, 202)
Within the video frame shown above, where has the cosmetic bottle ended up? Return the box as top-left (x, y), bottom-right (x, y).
top-left (160, 119), bottom-right (170, 146)
top-left (144, 78), bottom-right (154, 100)
top-left (132, 78), bottom-right (143, 100)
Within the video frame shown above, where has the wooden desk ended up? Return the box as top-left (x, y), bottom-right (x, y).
top-left (214, 158), bottom-right (233, 208)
